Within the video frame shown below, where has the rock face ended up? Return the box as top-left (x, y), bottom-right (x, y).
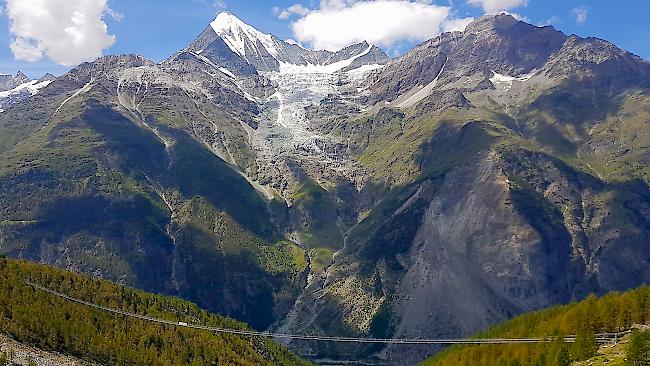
top-left (0, 12), bottom-right (648, 366)
top-left (0, 72), bottom-right (55, 111)
top-left (0, 72), bottom-right (29, 90)
top-left (270, 13), bottom-right (650, 365)
top-left (0, 335), bottom-right (92, 366)
top-left (168, 12), bottom-right (390, 196)
top-left (365, 15), bottom-right (574, 107)
top-left (181, 12), bottom-right (388, 76)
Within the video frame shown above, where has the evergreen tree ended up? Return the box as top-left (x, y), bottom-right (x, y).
top-left (570, 329), bottom-right (598, 361)
top-left (423, 285), bottom-right (650, 366)
top-left (549, 338), bottom-right (570, 366)
top-left (627, 331), bottom-right (650, 366)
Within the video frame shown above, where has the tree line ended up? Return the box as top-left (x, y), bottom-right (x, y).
top-left (0, 256), bottom-right (309, 366)
top-left (422, 286), bottom-right (649, 366)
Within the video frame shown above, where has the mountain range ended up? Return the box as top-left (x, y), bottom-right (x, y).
top-left (0, 11), bottom-right (648, 365)
top-left (0, 72), bottom-right (55, 112)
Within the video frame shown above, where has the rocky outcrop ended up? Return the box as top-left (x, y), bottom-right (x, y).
top-left (0, 72), bottom-right (56, 111)
top-left (281, 142), bottom-right (650, 364)
top-left (0, 72), bottom-right (29, 91)
top-left (0, 335), bottom-right (93, 366)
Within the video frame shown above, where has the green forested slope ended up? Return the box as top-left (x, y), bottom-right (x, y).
top-left (0, 65), bottom-right (307, 329)
top-left (0, 257), bottom-right (309, 366)
top-left (422, 286), bottom-right (649, 366)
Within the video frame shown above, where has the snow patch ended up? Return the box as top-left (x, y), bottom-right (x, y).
top-left (277, 45), bottom-right (373, 74)
top-left (398, 62), bottom-right (447, 108)
top-left (0, 79), bottom-right (52, 99)
top-left (218, 67), bottom-right (236, 78)
top-left (285, 39), bottom-right (301, 47)
top-left (489, 70), bottom-right (536, 91)
top-left (53, 79), bottom-right (94, 117)
top-left (191, 52), bottom-right (219, 69)
top-left (346, 63), bottom-right (384, 75)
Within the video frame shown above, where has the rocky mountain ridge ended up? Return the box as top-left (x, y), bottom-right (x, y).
top-left (0, 72), bottom-right (55, 111)
top-left (0, 72), bottom-right (29, 90)
top-left (0, 12), bottom-right (648, 366)
top-left (265, 13), bottom-right (650, 364)
top-left (202, 12), bottom-right (389, 74)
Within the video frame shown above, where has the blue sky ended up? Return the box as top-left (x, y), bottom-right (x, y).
top-left (2, 0), bottom-right (650, 79)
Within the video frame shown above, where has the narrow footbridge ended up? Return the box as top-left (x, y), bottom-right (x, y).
top-left (26, 281), bottom-right (627, 345)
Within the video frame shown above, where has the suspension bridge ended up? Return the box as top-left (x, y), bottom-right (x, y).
top-left (26, 281), bottom-right (627, 345)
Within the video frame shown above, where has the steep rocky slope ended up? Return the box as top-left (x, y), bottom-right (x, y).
top-left (276, 14), bottom-right (650, 364)
top-left (1, 334), bottom-right (96, 366)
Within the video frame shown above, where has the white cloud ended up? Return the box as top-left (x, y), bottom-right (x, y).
top-left (9, 38), bottom-right (43, 62)
top-left (275, 4), bottom-right (310, 19)
top-left (7, 0), bottom-right (116, 67)
top-left (193, 0), bottom-right (227, 9)
top-left (538, 15), bottom-right (559, 27)
top-left (212, 0), bottom-right (227, 10)
top-left (467, 0), bottom-right (527, 14)
top-left (106, 8), bottom-right (124, 22)
top-left (442, 17), bottom-right (475, 33)
top-left (290, 0), bottom-right (473, 51)
top-left (572, 6), bottom-right (588, 24)
top-left (498, 11), bottom-right (529, 23)
top-left (285, 38), bottom-right (304, 47)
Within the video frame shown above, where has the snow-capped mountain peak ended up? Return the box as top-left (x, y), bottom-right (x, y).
top-left (194, 12), bottom-right (390, 74)
top-left (210, 12), bottom-right (280, 61)
top-left (0, 72), bottom-right (55, 112)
